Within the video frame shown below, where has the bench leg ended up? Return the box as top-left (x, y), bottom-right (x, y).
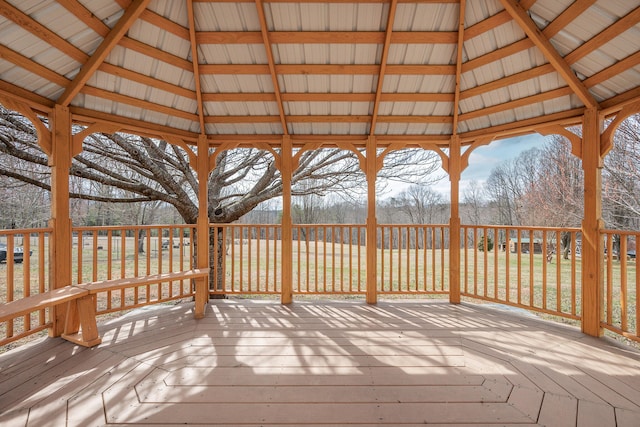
top-left (62, 295), bottom-right (102, 347)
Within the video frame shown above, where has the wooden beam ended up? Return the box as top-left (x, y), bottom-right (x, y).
top-left (0, 45), bottom-right (69, 88)
top-left (452, 0), bottom-right (466, 135)
top-left (114, 0), bottom-right (189, 40)
top-left (58, 0), bottom-right (152, 106)
top-left (449, 134), bottom-right (461, 304)
top-left (81, 86), bottom-right (198, 122)
top-left (194, 0), bottom-right (458, 3)
top-left (542, 0), bottom-right (596, 39)
top-left (195, 135), bottom-right (210, 317)
top-left (581, 107), bottom-right (604, 337)
top-left (198, 64), bottom-right (456, 75)
top-left (280, 136), bottom-right (293, 304)
top-left (459, 87), bottom-right (574, 122)
top-left (365, 136), bottom-right (377, 304)
top-left (462, 39), bottom-right (534, 73)
top-left (0, 82), bottom-right (54, 111)
top-left (49, 105), bottom-right (73, 337)
top-left (99, 63), bottom-right (195, 100)
top-left (584, 51), bottom-right (640, 89)
top-left (460, 64), bottom-right (555, 100)
top-left (197, 31), bottom-right (457, 44)
top-left (461, 108), bottom-right (585, 142)
top-left (565, 6), bottom-right (640, 66)
top-left (370, 0), bottom-right (398, 135)
top-left (119, 38), bottom-right (193, 71)
top-left (70, 106), bottom-right (198, 142)
top-left (498, 0), bottom-right (597, 108)
top-left (255, 0), bottom-right (288, 135)
top-left (0, 1), bottom-right (87, 63)
top-left (187, 0), bottom-right (206, 133)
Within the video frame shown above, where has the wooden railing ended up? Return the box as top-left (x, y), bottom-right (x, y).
top-left (377, 225), bottom-right (449, 295)
top-left (601, 229), bottom-right (639, 341)
top-left (0, 228), bottom-right (51, 345)
top-left (460, 225), bottom-right (582, 321)
top-left (2, 223), bottom-right (640, 347)
top-left (293, 225), bottom-right (366, 295)
top-left (72, 225), bottom-right (197, 315)
top-left (209, 224), bottom-right (282, 296)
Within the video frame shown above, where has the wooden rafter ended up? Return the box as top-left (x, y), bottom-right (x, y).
top-left (459, 87), bottom-right (574, 122)
top-left (81, 86), bottom-right (198, 122)
top-left (542, 0), bottom-right (597, 39)
top-left (203, 115), bottom-right (451, 124)
top-left (498, 0), bottom-right (597, 108)
top-left (461, 39), bottom-right (534, 73)
top-left (370, 0), bottom-right (398, 136)
top-left (460, 64), bottom-right (555, 101)
top-left (584, 51), bottom-right (640, 88)
top-left (186, 0), bottom-right (206, 134)
top-left (452, 0), bottom-right (466, 135)
top-left (116, 0), bottom-right (189, 39)
top-left (57, 0), bottom-right (152, 106)
top-left (565, 6), bottom-right (640, 66)
top-left (0, 1), bottom-right (87, 63)
top-left (198, 64), bottom-right (455, 75)
top-left (254, 0), bottom-right (288, 135)
top-left (196, 31), bottom-right (457, 44)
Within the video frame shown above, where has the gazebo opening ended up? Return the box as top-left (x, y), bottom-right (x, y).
top-left (0, 0), bottom-right (639, 425)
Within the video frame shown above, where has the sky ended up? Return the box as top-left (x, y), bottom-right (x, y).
top-left (430, 133), bottom-right (549, 197)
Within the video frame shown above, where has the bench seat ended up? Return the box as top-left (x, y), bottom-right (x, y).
top-left (0, 286), bottom-right (89, 323)
top-left (1, 268), bottom-right (210, 348)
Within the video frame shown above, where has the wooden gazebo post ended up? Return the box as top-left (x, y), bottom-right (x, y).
top-left (366, 136), bottom-right (378, 304)
top-left (449, 135), bottom-right (461, 304)
top-left (194, 135), bottom-right (210, 318)
top-left (49, 105), bottom-right (73, 336)
top-left (581, 107), bottom-right (604, 337)
top-left (280, 136), bottom-right (293, 304)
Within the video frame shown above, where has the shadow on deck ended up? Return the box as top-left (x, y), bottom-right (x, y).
top-left (1, 299), bottom-right (640, 426)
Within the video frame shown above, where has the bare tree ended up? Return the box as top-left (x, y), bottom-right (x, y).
top-left (461, 181), bottom-right (485, 225)
top-left (602, 115), bottom-right (640, 230)
top-left (0, 106), bottom-right (443, 288)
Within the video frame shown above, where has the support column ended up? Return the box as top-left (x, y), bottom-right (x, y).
top-left (366, 136), bottom-right (378, 304)
top-left (280, 136), bottom-right (293, 304)
top-left (581, 107), bottom-right (604, 336)
top-left (449, 136), bottom-right (461, 304)
top-left (194, 135), bottom-right (210, 318)
top-left (50, 105), bottom-right (73, 336)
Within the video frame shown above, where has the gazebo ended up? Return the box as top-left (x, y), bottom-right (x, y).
top-left (1, 0), bottom-right (640, 425)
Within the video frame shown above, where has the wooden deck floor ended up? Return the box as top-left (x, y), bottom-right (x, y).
top-left (1, 299), bottom-right (640, 426)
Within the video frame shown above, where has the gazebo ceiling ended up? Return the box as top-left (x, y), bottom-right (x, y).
top-left (0, 0), bottom-right (638, 146)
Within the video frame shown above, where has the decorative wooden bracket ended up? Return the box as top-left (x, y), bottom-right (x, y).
top-left (163, 134), bottom-right (198, 166)
top-left (208, 141), bottom-right (240, 172)
top-left (600, 101), bottom-right (640, 157)
top-left (460, 136), bottom-right (495, 173)
top-left (335, 141), bottom-right (366, 173)
top-left (537, 125), bottom-right (582, 159)
top-left (1, 97), bottom-right (52, 155)
top-left (72, 123), bottom-right (121, 157)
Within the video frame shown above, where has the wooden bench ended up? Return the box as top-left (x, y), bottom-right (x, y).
top-left (0, 268), bottom-right (210, 348)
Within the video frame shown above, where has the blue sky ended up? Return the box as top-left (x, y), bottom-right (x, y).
top-left (462, 133), bottom-right (547, 182)
top-left (430, 133), bottom-right (549, 196)
top-left (383, 133), bottom-right (550, 198)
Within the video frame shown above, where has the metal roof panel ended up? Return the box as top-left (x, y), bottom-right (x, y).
top-left (394, 2), bottom-right (459, 31)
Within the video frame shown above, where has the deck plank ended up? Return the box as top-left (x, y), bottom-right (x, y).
top-left (577, 400), bottom-right (617, 427)
top-left (537, 393), bottom-right (577, 427)
top-left (1, 300), bottom-right (639, 426)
